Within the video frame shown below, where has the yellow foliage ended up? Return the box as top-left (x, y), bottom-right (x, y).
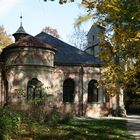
top-left (0, 25), bottom-right (12, 52)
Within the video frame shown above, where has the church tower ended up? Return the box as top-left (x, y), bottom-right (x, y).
top-left (85, 25), bottom-right (105, 57)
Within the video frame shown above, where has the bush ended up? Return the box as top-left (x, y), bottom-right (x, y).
top-left (25, 104), bottom-right (46, 123)
top-left (45, 106), bottom-right (61, 126)
top-left (109, 106), bottom-right (126, 117)
top-left (0, 106), bottom-right (21, 140)
top-left (44, 106), bottom-right (73, 126)
top-left (59, 113), bottom-right (73, 124)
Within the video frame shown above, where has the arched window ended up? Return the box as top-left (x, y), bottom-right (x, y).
top-left (104, 94), bottom-right (109, 102)
top-left (88, 80), bottom-right (98, 102)
top-left (63, 79), bottom-right (75, 103)
top-left (27, 78), bottom-right (43, 100)
top-left (103, 89), bottom-right (109, 103)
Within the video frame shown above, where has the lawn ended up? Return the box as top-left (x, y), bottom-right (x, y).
top-left (13, 118), bottom-right (133, 140)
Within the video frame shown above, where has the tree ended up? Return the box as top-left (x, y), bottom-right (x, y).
top-left (42, 26), bottom-right (60, 39)
top-left (43, 0), bottom-right (140, 95)
top-left (0, 25), bottom-right (12, 52)
top-left (43, 0), bottom-right (74, 4)
top-left (79, 0), bottom-right (140, 96)
top-left (68, 28), bottom-right (87, 50)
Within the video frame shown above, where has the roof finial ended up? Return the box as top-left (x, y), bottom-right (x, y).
top-left (20, 14), bottom-right (22, 26)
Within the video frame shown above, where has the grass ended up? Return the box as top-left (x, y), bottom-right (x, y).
top-left (13, 118), bottom-right (133, 140)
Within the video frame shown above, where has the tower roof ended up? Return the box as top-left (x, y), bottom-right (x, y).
top-left (13, 16), bottom-right (28, 41)
top-left (13, 25), bottom-right (28, 35)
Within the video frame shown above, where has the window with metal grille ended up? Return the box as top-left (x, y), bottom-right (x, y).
top-left (27, 78), bottom-right (43, 100)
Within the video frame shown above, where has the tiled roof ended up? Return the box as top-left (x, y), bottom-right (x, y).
top-left (36, 32), bottom-right (101, 66)
top-left (4, 35), bottom-right (56, 51)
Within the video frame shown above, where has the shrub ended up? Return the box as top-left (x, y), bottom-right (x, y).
top-left (0, 106), bottom-right (21, 140)
top-left (45, 106), bottom-right (73, 125)
top-left (59, 113), bottom-right (73, 124)
top-left (109, 107), bottom-right (126, 117)
top-left (45, 106), bottom-right (61, 126)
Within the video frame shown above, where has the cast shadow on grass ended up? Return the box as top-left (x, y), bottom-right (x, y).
top-left (31, 119), bottom-right (133, 140)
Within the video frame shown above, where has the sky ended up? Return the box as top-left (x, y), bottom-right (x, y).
top-left (0, 0), bottom-right (92, 43)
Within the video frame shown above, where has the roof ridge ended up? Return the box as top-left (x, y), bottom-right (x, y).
top-left (36, 32), bottom-right (85, 52)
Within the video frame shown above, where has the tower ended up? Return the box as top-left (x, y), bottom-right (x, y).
top-left (85, 25), bottom-right (105, 57)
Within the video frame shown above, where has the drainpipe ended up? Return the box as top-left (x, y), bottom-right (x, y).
top-left (0, 68), bottom-right (2, 106)
top-left (2, 66), bottom-right (8, 106)
top-left (79, 65), bottom-right (84, 116)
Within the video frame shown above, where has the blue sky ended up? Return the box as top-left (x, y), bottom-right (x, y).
top-left (0, 0), bottom-right (92, 43)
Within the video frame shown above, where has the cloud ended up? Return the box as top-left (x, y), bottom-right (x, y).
top-left (0, 0), bottom-right (18, 15)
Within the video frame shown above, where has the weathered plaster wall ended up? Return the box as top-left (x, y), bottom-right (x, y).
top-left (6, 64), bottom-right (113, 117)
top-left (4, 48), bottom-right (55, 67)
top-left (2, 63), bottom-right (116, 117)
top-left (83, 67), bottom-right (108, 117)
top-left (5, 66), bottom-right (53, 109)
top-left (51, 66), bottom-right (110, 117)
top-left (2, 47), bottom-right (55, 110)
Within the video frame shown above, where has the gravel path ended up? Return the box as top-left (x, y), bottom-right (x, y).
top-left (126, 115), bottom-right (140, 140)
top-left (75, 114), bottom-right (140, 139)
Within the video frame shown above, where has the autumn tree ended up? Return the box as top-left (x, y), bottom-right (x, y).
top-left (44, 0), bottom-right (140, 95)
top-left (68, 28), bottom-right (87, 50)
top-left (43, 0), bottom-right (74, 4)
top-left (79, 0), bottom-right (140, 96)
top-left (0, 25), bottom-right (12, 52)
top-left (42, 26), bottom-right (60, 39)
